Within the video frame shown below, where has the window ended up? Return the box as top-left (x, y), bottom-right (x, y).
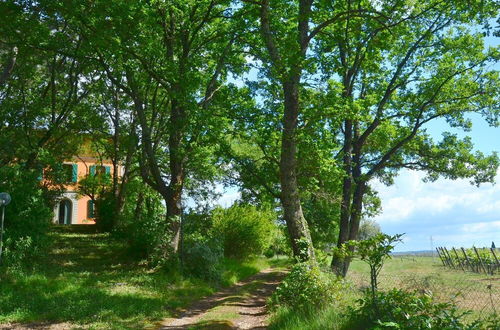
top-left (90, 165), bottom-right (110, 177)
top-left (87, 200), bottom-right (95, 218)
top-left (62, 164), bottom-right (76, 183)
top-left (48, 163), bottom-right (77, 183)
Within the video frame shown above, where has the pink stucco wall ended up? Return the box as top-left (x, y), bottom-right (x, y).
top-left (54, 158), bottom-right (120, 225)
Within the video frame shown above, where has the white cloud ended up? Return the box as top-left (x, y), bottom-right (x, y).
top-left (461, 220), bottom-right (500, 233)
top-left (375, 170), bottom-right (500, 224)
top-left (373, 169), bottom-right (500, 251)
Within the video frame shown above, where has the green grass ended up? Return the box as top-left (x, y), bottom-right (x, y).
top-left (0, 225), bottom-right (274, 329)
top-left (348, 256), bottom-right (499, 317)
top-left (268, 256), bottom-right (499, 330)
top-left (220, 255), bottom-right (290, 287)
top-left (268, 306), bottom-right (349, 330)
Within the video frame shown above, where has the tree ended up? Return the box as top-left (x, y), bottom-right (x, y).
top-left (61, 0), bottom-right (245, 254)
top-left (0, 1), bottom-right (101, 171)
top-left (314, 0), bottom-right (500, 275)
top-left (358, 219), bottom-right (381, 241)
top-left (240, 0), bottom-right (328, 261)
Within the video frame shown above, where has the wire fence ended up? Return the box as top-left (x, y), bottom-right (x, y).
top-left (345, 256), bottom-right (499, 321)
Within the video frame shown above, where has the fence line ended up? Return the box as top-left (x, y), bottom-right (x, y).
top-left (436, 244), bottom-right (500, 275)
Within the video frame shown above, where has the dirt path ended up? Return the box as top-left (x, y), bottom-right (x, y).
top-left (159, 268), bottom-right (286, 330)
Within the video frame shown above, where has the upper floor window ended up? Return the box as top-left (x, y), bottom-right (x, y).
top-left (90, 165), bottom-right (110, 177)
top-left (44, 163), bottom-right (77, 183)
top-left (62, 164), bottom-right (78, 183)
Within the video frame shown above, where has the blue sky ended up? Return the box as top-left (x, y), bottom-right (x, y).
top-left (374, 108), bottom-right (500, 252)
top-left (376, 33), bottom-right (500, 252)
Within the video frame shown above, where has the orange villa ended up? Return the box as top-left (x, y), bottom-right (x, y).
top-left (44, 144), bottom-right (120, 225)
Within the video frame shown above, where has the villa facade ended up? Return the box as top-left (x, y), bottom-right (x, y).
top-left (43, 153), bottom-right (119, 225)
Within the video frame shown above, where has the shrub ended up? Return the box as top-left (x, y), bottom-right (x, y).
top-left (264, 224), bottom-right (291, 258)
top-left (347, 289), bottom-right (484, 330)
top-left (211, 204), bottom-right (276, 260)
top-left (181, 234), bottom-right (223, 281)
top-left (94, 191), bottom-right (117, 232)
top-left (269, 262), bottom-right (346, 312)
top-left (0, 166), bottom-right (52, 270)
top-left (113, 180), bottom-right (167, 261)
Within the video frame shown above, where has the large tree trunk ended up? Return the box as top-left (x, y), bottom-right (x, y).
top-left (331, 120), bottom-right (352, 276)
top-left (338, 180), bottom-right (366, 276)
top-left (166, 187), bottom-right (182, 253)
top-left (115, 136), bottom-right (135, 220)
top-left (331, 120), bottom-right (353, 274)
top-left (166, 99), bottom-right (185, 254)
top-left (280, 79), bottom-right (315, 261)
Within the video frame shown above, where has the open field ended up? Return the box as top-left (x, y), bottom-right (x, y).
top-left (270, 256), bottom-right (499, 330)
top-left (0, 226), bottom-right (281, 329)
top-left (347, 256), bottom-right (499, 319)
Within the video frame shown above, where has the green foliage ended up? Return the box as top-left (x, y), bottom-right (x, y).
top-left (264, 224), bottom-right (291, 258)
top-left (336, 234), bottom-right (403, 299)
top-left (0, 166), bottom-right (52, 270)
top-left (347, 289), bottom-right (484, 330)
top-left (93, 191), bottom-right (116, 232)
top-left (113, 180), bottom-right (166, 261)
top-left (269, 262), bottom-right (347, 312)
top-left (181, 235), bottom-right (223, 282)
top-left (211, 204), bottom-right (277, 260)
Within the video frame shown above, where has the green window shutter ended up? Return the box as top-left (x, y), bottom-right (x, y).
top-left (87, 200), bottom-right (94, 218)
top-left (105, 166), bottom-right (111, 176)
top-left (72, 164), bottom-right (78, 182)
top-left (90, 165), bottom-right (95, 176)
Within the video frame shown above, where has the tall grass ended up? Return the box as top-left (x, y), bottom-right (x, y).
top-left (268, 305), bottom-right (351, 330)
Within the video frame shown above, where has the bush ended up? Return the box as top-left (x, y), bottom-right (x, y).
top-left (0, 166), bottom-right (52, 270)
top-left (347, 289), bottom-right (484, 330)
top-left (264, 224), bottom-right (291, 258)
top-left (211, 204), bottom-right (276, 260)
top-left (269, 262), bottom-right (346, 312)
top-left (181, 234), bottom-right (223, 281)
top-left (114, 180), bottom-right (167, 261)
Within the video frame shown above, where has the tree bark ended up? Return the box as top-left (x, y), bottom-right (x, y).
top-left (166, 100), bottom-right (185, 254)
top-left (0, 47), bottom-right (18, 87)
top-left (331, 120), bottom-right (353, 274)
top-left (338, 179), bottom-right (366, 276)
top-left (280, 79), bottom-right (315, 261)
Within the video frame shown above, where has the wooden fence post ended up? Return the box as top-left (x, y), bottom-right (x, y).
top-left (452, 248), bottom-right (465, 272)
top-left (443, 247), bottom-right (455, 269)
top-left (473, 246), bottom-right (487, 274)
top-left (490, 247), bottom-right (500, 272)
top-left (439, 247), bottom-right (451, 268)
top-left (436, 247), bottom-right (447, 267)
top-left (461, 247), bottom-right (472, 272)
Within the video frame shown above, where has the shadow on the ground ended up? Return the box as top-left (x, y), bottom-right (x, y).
top-left (0, 225), bottom-right (171, 327)
top-left (159, 270), bottom-right (287, 330)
